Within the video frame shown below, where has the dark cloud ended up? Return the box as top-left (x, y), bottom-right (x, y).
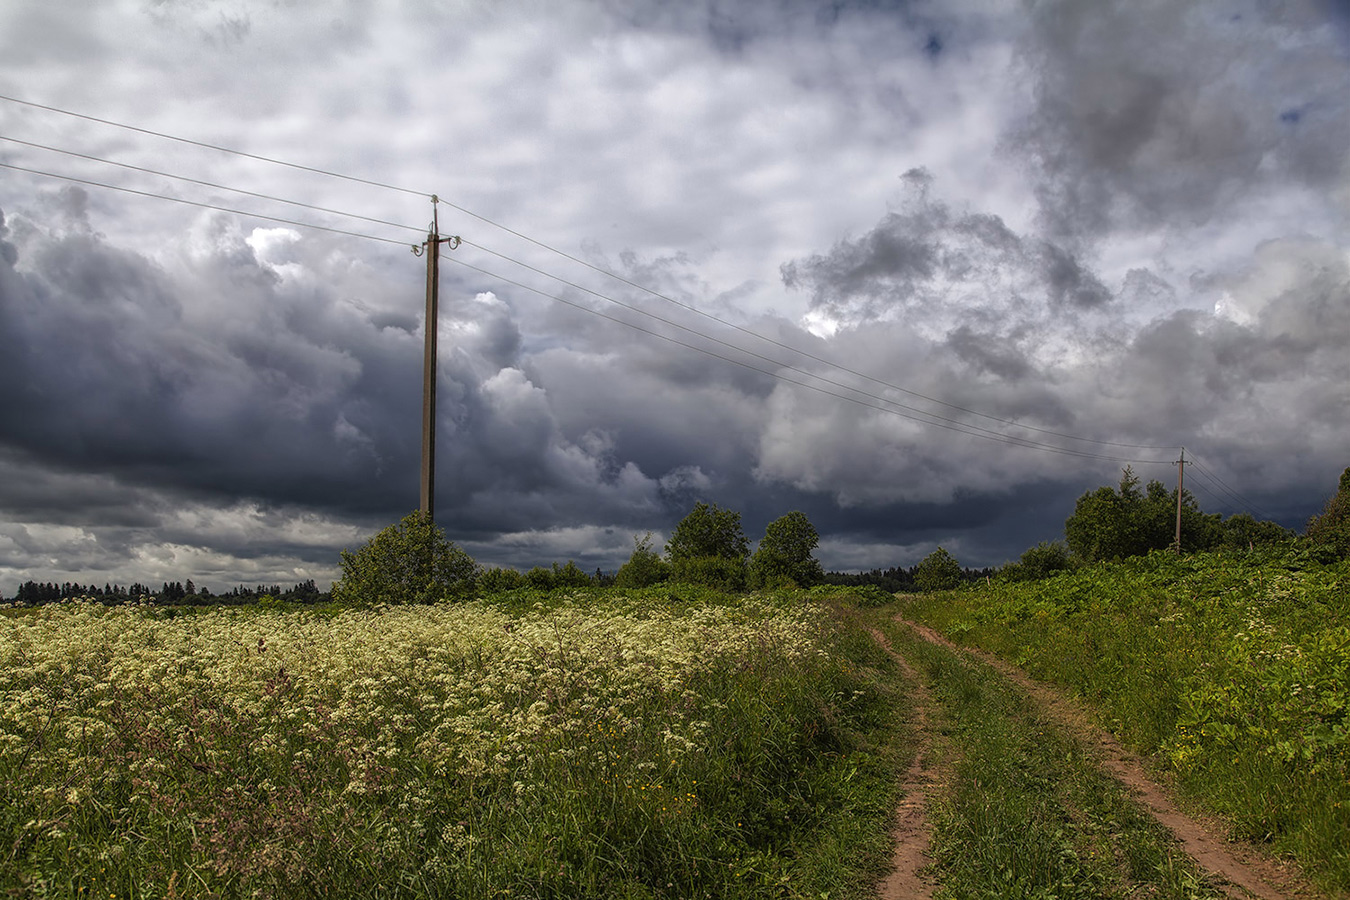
top-left (1014, 0), bottom-right (1350, 240)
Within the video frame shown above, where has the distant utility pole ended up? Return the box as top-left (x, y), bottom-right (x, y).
top-left (413, 196), bottom-right (460, 521)
top-left (1174, 447), bottom-right (1186, 553)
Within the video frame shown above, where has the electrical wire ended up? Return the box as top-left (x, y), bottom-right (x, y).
top-left (0, 92), bottom-right (429, 198)
top-left (443, 251), bottom-right (1176, 466)
top-left (1186, 454), bottom-right (1275, 520)
top-left (0, 149), bottom-right (1176, 464)
top-left (2, 92), bottom-right (1173, 452)
top-left (0, 135), bottom-right (426, 235)
top-left (0, 161), bottom-right (412, 246)
top-left (458, 237), bottom-right (1180, 458)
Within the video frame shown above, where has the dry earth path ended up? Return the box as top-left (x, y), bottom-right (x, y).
top-left (882, 614), bottom-right (1320, 900)
top-left (867, 627), bottom-right (946, 900)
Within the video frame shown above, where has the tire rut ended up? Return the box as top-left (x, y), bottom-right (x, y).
top-left (892, 614), bottom-right (1316, 900)
top-left (867, 627), bottom-right (946, 900)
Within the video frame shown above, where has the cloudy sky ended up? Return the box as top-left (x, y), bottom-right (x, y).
top-left (2, 0), bottom-right (1349, 593)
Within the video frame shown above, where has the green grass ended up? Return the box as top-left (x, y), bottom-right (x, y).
top-left (902, 546), bottom-right (1350, 895)
top-left (0, 590), bottom-right (914, 900)
top-left (869, 613), bottom-right (1231, 900)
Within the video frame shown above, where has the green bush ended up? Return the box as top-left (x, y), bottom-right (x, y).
top-left (479, 567), bottom-right (527, 594)
top-left (670, 555), bottom-right (748, 592)
top-left (615, 533), bottom-right (670, 588)
top-left (332, 511), bottom-right (479, 605)
top-left (749, 511), bottom-right (824, 588)
top-left (1306, 466), bottom-right (1350, 558)
top-left (1001, 541), bottom-right (1072, 582)
top-left (914, 547), bottom-right (962, 592)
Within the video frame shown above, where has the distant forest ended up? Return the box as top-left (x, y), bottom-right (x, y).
top-left (4, 579), bottom-right (325, 606)
top-left (2, 567), bottom-right (999, 607)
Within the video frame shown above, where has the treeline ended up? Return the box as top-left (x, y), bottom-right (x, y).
top-left (3, 579), bottom-right (328, 607)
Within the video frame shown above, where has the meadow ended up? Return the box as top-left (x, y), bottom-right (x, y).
top-left (0, 589), bottom-right (909, 900)
top-left (902, 547), bottom-right (1350, 895)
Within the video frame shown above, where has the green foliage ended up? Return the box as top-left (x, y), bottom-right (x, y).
top-left (1065, 467), bottom-right (1222, 562)
top-left (551, 560), bottom-right (593, 588)
top-left (670, 554), bottom-right (748, 592)
top-left (1000, 541), bottom-right (1073, 582)
top-left (1, 594), bottom-right (912, 900)
top-left (1220, 512), bottom-right (1294, 549)
top-left (478, 566), bottom-right (527, 594)
top-left (904, 548), bottom-right (1350, 893)
top-left (666, 502), bottom-right (749, 564)
top-left (1306, 466), bottom-right (1350, 558)
top-left (524, 566), bottom-right (556, 590)
top-left (914, 546), bottom-right (962, 592)
top-left (749, 510), bottom-right (824, 589)
top-left (614, 533), bottom-right (670, 588)
top-left (332, 511), bottom-right (478, 604)
top-left (873, 619), bottom-right (1226, 898)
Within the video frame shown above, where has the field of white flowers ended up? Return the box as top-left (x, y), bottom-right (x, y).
top-left (0, 592), bottom-right (906, 899)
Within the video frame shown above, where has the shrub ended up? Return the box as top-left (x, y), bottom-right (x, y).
top-left (615, 533), bottom-right (670, 588)
top-left (666, 503), bottom-right (749, 564)
top-left (914, 547), bottom-right (962, 592)
top-left (749, 511), bottom-right (824, 589)
top-left (332, 511), bottom-right (479, 605)
top-left (669, 555), bottom-right (748, 592)
top-left (479, 567), bottom-right (527, 594)
top-left (1002, 541), bottom-right (1072, 581)
top-left (1306, 467), bottom-right (1350, 558)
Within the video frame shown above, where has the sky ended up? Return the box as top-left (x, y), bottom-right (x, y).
top-left (2, 0), bottom-right (1349, 593)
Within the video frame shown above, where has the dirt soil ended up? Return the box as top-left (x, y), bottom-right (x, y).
top-left (868, 627), bottom-right (945, 900)
top-left (873, 615), bottom-right (1322, 900)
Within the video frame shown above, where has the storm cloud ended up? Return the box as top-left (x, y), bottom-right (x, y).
top-left (1, 0), bottom-right (1347, 590)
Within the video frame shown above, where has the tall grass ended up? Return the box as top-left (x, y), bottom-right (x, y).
top-left (903, 547), bottom-right (1350, 894)
top-left (871, 616), bottom-right (1229, 900)
top-left (1, 591), bottom-right (910, 899)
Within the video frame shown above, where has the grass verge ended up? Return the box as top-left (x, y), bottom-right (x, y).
top-left (1, 590), bottom-right (912, 900)
top-left (870, 610), bottom-right (1233, 900)
top-left (901, 547), bottom-right (1350, 895)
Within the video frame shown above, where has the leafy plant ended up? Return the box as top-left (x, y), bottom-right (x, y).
top-left (1306, 466), bottom-right (1350, 558)
top-left (666, 502), bottom-right (749, 564)
top-left (615, 532), bottom-right (670, 588)
top-left (666, 502), bottom-right (749, 589)
top-left (914, 546), bottom-right (962, 592)
top-left (332, 511), bottom-right (479, 605)
top-left (750, 510), bottom-right (824, 588)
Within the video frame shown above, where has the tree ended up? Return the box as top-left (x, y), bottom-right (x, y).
top-left (1220, 513), bottom-right (1292, 550)
top-left (1002, 541), bottom-right (1072, 581)
top-left (479, 567), bottom-right (527, 593)
top-left (1306, 466), bottom-right (1350, 558)
top-left (332, 511), bottom-right (479, 604)
top-left (666, 502), bottom-right (749, 562)
top-left (615, 533), bottom-right (670, 588)
top-left (666, 502), bottom-right (750, 590)
top-left (914, 547), bottom-right (962, 592)
top-left (1065, 467), bottom-right (1221, 562)
top-left (750, 511), bottom-right (824, 588)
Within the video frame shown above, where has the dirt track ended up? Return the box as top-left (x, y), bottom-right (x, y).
top-left (874, 615), bottom-right (1317, 900)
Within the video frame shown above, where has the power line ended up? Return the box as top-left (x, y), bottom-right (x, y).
top-left (458, 236), bottom-right (1180, 458)
top-left (1185, 454), bottom-right (1274, 520)
top-left (444, 251), bottom-right (1176, 466)
top-left (0, 135), bottom-right (425, 235)
top-left (0, 92), bottom-right (429, 199)
top-left (452, 238), bottom-right (1170, 452)
top-left (0, 161), bottom-right (411, 246)
top-left (1, 92), bottom-right (1173, 452)
top-left (1, 154), bottom-right (1175, 464)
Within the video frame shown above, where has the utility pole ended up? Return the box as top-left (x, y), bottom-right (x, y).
top-left (1174, 446), bottom-right (1186, 553)
top-left (413, 196), bottom-right (459, 521)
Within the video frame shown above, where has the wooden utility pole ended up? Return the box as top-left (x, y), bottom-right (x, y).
top-left (1174, 447), bottom-right (1186, 553)
top-left (414, 196), bottom-right (459, 521)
